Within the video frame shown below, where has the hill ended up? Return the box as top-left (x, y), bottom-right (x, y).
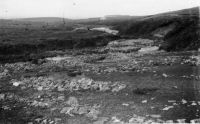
top-left (15, 17), bottom-right (72, 23)
top-left (111, 7), bottom-right (200, 51)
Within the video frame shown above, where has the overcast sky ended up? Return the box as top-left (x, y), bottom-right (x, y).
top-left (0, 0), bottom-right (199, 19)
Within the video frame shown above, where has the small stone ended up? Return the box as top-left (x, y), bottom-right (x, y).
top-left (35, 118), bottom-right (42, 123)
top-left (93, 117), bottom-right (109, 124)
top-left (190, 119), bottom-right (200, 123)
top-left (42, 119), bottom-right (47, 123)
top-left (57, 86), bottom-right (65, 92)
top-left (13, 82), bottom-right (21, 86)
top-left (181, 99), bottom-right (187, 104)
top-left (77, 106), bottom-right (89, 115)
top-left (49, 121), bottom-right (54, 124)
top-left (156, 119), bottom-right (164, 123)
top-left (51, 107), bottom-right (57, 111)
top-left (151, 106), bottom-right (155, 109)
top-left (122, 103), bottom-right (129, 106)
top-left (177, 119), bottom-right (186, 123)
top-left (173, 103), bottom-right (178, 105)
top-left (2, 106), bottom-right (10, 110)
top-left (165, 120), bottom-right (173, 123)
top-left (86, 108), bottom-right (100, 120)
top-left (66, 96), bottom-right (79, 107)
top-left (0, 94), bottom-right (5, 100)
top-left (21, 86), bottom-right (26, 90)
top-left (162, 73), bottom-right (168, 77)
top-left (142, 100), bottom-right (147, 103)
top-left (111, 83), bottom-right (126, 92)
top-left (60, 107), bottom-right (74, 116)
top-left (37, 86), bottom-right (43, 91)
top-left (57, 96), bottom-right (65, 101)
top-left (111, 116), bottom-right (121, 123)
top-left (191, 102), bottom-right (197, 106)
top-left (162, 106), bottom-right (174, 111)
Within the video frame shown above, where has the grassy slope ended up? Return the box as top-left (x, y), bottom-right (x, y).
top-left (112, 7), bottom-right (200, 51)
top-left (0, 20), bottom-right (119, 63)
top-left (0, 7), bottom-right (199, 62)
top-left (74, 7), bottom-right (199, 51)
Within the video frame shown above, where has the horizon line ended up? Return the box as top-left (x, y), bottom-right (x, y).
top-left (0, 6), bottom-right (199, 20)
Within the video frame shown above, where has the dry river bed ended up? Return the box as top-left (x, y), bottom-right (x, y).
top-left (0, 49), bottom-right (200, 124)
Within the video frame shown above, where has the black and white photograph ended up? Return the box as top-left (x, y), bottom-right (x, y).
top-left (0, 0), bottom-right (200, 123)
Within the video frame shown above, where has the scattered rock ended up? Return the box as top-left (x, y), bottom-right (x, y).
top-left (86, 107), bottom-right (100, 120)
top-left (37, 86), bottom-right (43, 91)
top-left (111, 116), bottom-right (121, 123)
top-left (181, 99), bottom-right (187, 104)
top-left (76, 106), bottom-right (89, 115)
top-left (138, 46), bottom-right (159, 54)
top-left (190, 118), bottom-right (200, 123)
top-left (31, 100), bottom-right (49, 108)
top-left (66, 97), bottom-right (79, 107)
top-left (111, 83), bottom-right (126, 92)
top-left (142, 100), bottom-right (147, 103)
top-left (122, 103), bottom-right (129, 106)
top-left (60, 107), bottom-right (74, 116)
top-left (93, 117), bottom-right (109, 124)
top-left (162, 106), bottom-right (174, 111)
top-left (57, 96), bottom-right (65, 101)
top-left (162, 73), bottom-right (168, 78)
top-left (15, 75), bottom-right (127, 93)
top-left (151, 106), bottom-right (155, 109)
top-left (57, 86), bottom-right (65, 92)
top-left (0, 94), bottom-right (5, 100)
top-left (128, 115), bottom-right (146, 123)
top-left (165, 120), bottom-right (174, 123)
top-left (12, 81), bottom-right (22, 87)
top-left (191, 102), bottom-right (197, 106)
top-left (177, 119), bottom-right (186, 123)
top-left (0, 69), bottom-right (10, 79)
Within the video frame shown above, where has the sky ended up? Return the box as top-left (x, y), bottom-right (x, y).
top-left (0, 0), bottom-right (199, 19)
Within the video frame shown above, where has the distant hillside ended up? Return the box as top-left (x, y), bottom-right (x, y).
top-left (112, 7), bottom-right (200, 51)
top-left (16, 17), bottom-right (72, 23)
top-left (102, 15), bottom-right (132, 20)
top-left (3, 7), bottom-right (199, 51)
